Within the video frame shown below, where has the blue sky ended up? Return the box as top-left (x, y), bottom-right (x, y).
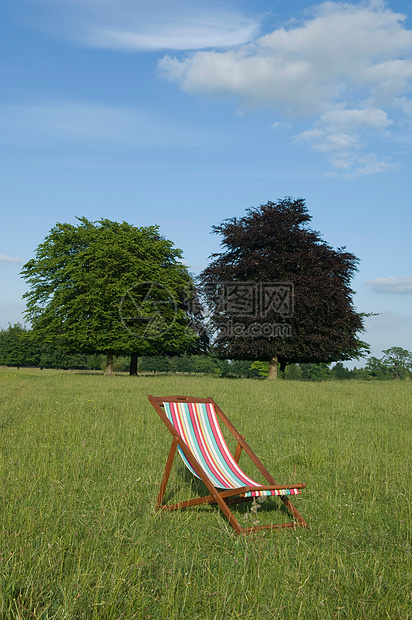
top-left (1, 0), bottom-right (411, 363)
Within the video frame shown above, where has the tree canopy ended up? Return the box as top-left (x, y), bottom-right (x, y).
top-left (0, 323), bottom-right (41, 368)
top-left (199, 198), bottom-right (368, 377)
top-left (21, 218), bottom-right (199, 374)
top-left (381, 347), bottom-right (412, 379)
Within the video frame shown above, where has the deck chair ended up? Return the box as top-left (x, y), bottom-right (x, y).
top-left (149, 395), bottom-right (308, 535)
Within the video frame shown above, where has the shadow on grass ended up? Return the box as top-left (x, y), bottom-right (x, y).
top-left (160, 464), bottom-right (293, 522)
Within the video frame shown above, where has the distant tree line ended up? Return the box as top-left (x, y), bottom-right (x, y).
top-left (1, 324), bottom-right (411, 381)
top-left (0, 324), bottom-right (103, 370)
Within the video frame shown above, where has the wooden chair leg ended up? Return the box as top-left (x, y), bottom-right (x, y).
top-left (156, 437), bottom-right (178, 509)
top-left (280, 496), bottom-right (308, 528)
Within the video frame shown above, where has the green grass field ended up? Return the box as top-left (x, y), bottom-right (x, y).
top-left (0, 368), bottom-right (411, 619)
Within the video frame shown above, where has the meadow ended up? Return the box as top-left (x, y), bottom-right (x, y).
top-left (0, 368), bottom-right (410, 619)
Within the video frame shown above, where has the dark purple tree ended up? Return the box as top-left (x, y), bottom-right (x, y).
top-left (200, 198), bottom-right (368, 378)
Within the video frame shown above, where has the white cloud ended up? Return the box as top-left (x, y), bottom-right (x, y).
top-left (297, 126), bottom-right (359, 154)
top-left (159, 1), bottom-right (412, 174)
top-left (365, 276), bottom-right (412, 294)
top-left (0, 255), bottom-right (24, 264)
top-left (25, 0), bottom-right (260, 51)
top-left (159, 2), bottom-right (412, 114)
top-left (88, 18), bottom-right (259, 51)
top-left (319, 108), bottom-right (392, 132)
top-left (295, 111), bottom-right (396, 175)
top-left (352, 153), bottom-right (395, 176)
top-left (271, 121), bottom-right (292, 131)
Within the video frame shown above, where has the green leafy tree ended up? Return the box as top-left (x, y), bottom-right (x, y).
top-left (0, 323), bottom-right (41, 368)
top-left (192, 355), bottom-right (220, 375)
top-left (21, 218), bottom-right (199, 374)
top-left (37, 346), bottom-right (104, 370)
top-left (284, 364), bottom-right (303, 380)
top-left (364, 356), bottom-right (392, 380)
top-left (250, 361), bottom-right (269, 377)
top-left (350, 366), bottom-right (370, 380)
top-left (228, 359), bottom-right (260, 378)
top-left (173, 355), bottom-right (195, 374)
top-left (305, 363), bottom-right (332, 382)
top-left (112, 356), bottom-right (132, 373)
top-left (139, 355), bottom-right (172, 373)
top-left (200, 198), bottom-right (368, 378)
top-left (382, 347), bottom-right (412, 379)
top-left (331, 362), bottom-right (352, 380)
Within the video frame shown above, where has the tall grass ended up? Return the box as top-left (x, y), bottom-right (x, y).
top-left (0, 368), bottom-right (411, 618)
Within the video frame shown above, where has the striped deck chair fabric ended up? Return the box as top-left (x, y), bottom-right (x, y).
top-left (164, 400), bottom-right (300, 499)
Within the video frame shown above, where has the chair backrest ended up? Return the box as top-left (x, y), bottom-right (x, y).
top-left (162, 399), bottom-right (260, 491)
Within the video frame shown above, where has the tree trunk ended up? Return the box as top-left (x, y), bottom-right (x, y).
top-left (279, 357), bottom-right (287, 378)
top-left (104, 350), bottom-right (114, 375)
top-left (129, 353), bottom-right (138, 376)
top-left (268, 355), bottom-right (278, 380)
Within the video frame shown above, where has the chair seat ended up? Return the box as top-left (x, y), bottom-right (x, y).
top-left (164, 400), bottom-right (301, 498)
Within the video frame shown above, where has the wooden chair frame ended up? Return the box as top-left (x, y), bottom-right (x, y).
top-left (149, 395), bottom-right (308, 535)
